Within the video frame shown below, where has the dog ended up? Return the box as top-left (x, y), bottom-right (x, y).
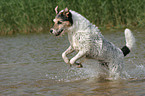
top-left (50, 6), bottom-right (135, 76)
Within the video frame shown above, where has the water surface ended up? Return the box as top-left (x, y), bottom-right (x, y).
top-left (0, 29), bottom-right (145, 96)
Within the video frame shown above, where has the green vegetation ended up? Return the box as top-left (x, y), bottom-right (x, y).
top-left (0, 0), bottom-right (144, 35)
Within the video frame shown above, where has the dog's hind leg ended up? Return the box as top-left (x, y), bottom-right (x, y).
top-left (98, 60), bottom-right (109, 69)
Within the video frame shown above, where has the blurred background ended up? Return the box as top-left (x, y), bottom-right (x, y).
top-left (0, 0), bottom-right (145, 35)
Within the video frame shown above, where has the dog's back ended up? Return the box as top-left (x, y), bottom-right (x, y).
top-left (68, 11), bottom-right (123, 61)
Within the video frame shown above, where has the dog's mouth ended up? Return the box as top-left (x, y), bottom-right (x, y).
top-left (55, 29), bottom-right (64, 36)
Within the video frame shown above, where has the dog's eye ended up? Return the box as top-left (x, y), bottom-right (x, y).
top-left (57, 21), bottom-right (62, 25)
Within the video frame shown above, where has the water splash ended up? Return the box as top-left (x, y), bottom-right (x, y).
top-left (48, 58), bottom-right (145, 82)
top-left (47, 59), bottom-right (123, 82)
top-left (122, 64), bottom-right (145, 80)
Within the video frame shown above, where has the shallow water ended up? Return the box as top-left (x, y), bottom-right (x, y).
top-left (0, 29), bottom-right (145, 96)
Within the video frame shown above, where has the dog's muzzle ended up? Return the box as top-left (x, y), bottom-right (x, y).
top-left (50, 28), bottom-right (64, 36)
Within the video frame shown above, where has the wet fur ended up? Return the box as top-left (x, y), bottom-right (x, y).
top-left (50, 7), bottom-right (135, 76)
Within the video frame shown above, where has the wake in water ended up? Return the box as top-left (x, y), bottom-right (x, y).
top-left (47, 58), bottom-right (145, 82)
top-left (122, 64), bottom-right (145, 80)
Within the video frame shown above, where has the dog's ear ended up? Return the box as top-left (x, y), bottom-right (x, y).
top-left (63, 7), bottom-right (69, 17)
top-left (64, 7), bottom-right (69, 12)
top-left (55, 6), bottom-right (59, 14)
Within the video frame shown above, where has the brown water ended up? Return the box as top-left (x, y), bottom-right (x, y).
top-left (0, 29), bottom-right (145, 96)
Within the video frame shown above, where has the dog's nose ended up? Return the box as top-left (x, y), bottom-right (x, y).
top-left (50, 29), bottom-right (53, 33)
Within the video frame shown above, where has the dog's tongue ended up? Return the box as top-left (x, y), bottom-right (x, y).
top-left (55, 29), bottom-right (64, 36)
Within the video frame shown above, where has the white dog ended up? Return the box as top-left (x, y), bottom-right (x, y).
top-left (50, 6), bottom-right (135, 75)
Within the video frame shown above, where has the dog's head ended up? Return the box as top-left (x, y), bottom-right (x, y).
top-left (50, 6), bottom-right (73, 36)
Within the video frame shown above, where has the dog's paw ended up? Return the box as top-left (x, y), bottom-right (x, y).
top-left (62, 57), bottom-right (69, 64)
top-left (64, 58), bottom-right (69, 64)
top-left (62, 53), bottom-right (70, 64)
top-left (74, 62), bottom-right (83, 68)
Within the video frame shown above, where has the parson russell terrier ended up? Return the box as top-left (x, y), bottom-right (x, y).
top-left (50, 6), bottom-right (135, 76)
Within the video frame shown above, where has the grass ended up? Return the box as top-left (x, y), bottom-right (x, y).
top-left (0, 0), bottom-right (145, 35)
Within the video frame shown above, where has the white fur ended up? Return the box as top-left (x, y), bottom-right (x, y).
top-left (61, 10), bottom-right (135, 76)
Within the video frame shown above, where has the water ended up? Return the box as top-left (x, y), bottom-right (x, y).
top-left (0, 29), bottom-right (145, 96)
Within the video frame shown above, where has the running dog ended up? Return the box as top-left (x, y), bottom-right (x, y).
top-left (50, 6), bottom-right (135, 75)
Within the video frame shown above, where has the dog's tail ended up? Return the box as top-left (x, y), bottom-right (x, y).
top-left (121, 28), bottom-right (135, 56)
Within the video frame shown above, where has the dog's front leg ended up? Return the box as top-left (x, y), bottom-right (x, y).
top-left (70, 51), bottom-right (86, 67)
top-left (62, 46), bottom-right (74, 64)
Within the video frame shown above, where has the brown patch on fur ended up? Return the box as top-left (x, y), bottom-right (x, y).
top-left (53, 18), bottom-right (71, 31)
top-left (50, 7), bottom-right (73, 36)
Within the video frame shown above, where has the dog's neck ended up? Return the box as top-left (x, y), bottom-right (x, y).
top-left (68, 10), bottom-right (100, 35)
top-left (68, 10), bottom-right (91, 33)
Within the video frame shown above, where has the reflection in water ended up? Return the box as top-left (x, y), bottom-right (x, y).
top-left (0, 29), bottom-right (145, 96)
